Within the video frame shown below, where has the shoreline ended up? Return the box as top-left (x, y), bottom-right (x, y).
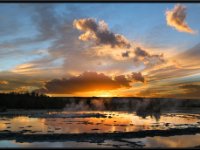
top-left (0, 127), bottom-right (200, 143)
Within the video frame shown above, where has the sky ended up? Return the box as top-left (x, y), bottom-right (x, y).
top-left (0, 3), bottom-right (200, 98)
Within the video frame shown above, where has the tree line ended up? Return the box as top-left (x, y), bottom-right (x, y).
top-left (0, 92), bottom-right (66, 110)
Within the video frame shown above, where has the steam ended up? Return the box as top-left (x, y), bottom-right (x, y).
top-left (61, 97), bottom-right (198, 122)
top-left (64, 98), bottom-right (111, 111)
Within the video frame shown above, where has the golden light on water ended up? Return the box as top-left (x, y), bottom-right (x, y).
top-left (1, 111), bottom-right (199, 134)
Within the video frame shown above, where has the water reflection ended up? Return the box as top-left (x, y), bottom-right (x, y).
top-left (0, 134), bottom-right (199, 148)
top-left (135, 99), bottom-right (161, 121)
top-left (124, 134), bottom-right (200, 148)
top-left (0, 109), bottom-right (200, 148)
top-left (0, 111), bottom-right (199, 134)
top-left (0, 140), bottom-right (110, 148)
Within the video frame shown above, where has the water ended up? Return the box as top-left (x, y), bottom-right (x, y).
top-left (123, 134), bottom-right (200, 148)
top-left (0, 110), bottom-right (200, 148)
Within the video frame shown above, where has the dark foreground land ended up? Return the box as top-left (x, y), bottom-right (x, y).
top-left (0, 127), bottom-right (200, 143)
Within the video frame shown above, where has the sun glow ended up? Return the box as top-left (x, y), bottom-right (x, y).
top-left (97, 92), bottom-right (112, 97)
top-left (85, 91), bottom-right (114, 97)
top-left (48, 91), bottom-right (115, 97)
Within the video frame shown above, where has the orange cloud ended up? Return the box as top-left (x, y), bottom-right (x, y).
top-left (165, 4), bottom-right (196, 34)
top-left (131, 72), bottom-right (145, 83)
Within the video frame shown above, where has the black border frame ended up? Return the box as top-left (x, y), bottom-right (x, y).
top-left (0, 1), bottom-right (199, 149)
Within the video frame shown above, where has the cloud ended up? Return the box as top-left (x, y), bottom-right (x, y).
top-left (133, 47), bottom-right (166, 67)
top-left (0, 5), bottom-right (171, 96)
top-left (180, 43), bottom-right (200, 57)
top-left (0, 71), bottom-right (45, 93)
top-left (134, 47), bottom-right (150, 57)
top-left (0, 4), bottom-right (62, 51)
top-left (73, 18), bottom-right (131, 48)
top-left (180, 84), bottom-right (200, 91)
top-left (1, 4), bottom-right (167, 78)
top-left (3, 5), bottom-right (89, 77)
top-left (131, 72), bottom-right (145, 83)
top-left (144, 42), bottom-right (200, 84)
top-left (169, 83), bottom-right (200, 99)
top-left (35, 71), bottom-right (145, 94)
top-left (165, 4), bottom-right (196, 34)
top-left (0, 81), bottom-right (8, 85)
top-left (122, 51), bottom-right (130, 57)
top-left (36, 72), bottom-right (131, 94)
top-left (73, 18), bottom-right (166, 69)
top-left (176, 43), bottom-right (200, 68)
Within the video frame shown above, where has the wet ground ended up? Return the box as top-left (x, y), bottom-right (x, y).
top-left (0, 110), bottom-right (200, 148)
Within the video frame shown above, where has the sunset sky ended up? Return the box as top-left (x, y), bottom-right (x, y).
top-left (0, 3), bottom-right (200, 98)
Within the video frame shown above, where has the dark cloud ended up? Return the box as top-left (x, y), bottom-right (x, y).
top-left (36, 72), bottom-right (131, 94)
top-left (35, 71), bottom-right (146, 94)
top-left (122, 51), bottom-right (130, 57)
top-left (114, 75), bottom-right (131, 87)
top-left (73, 18), bottom-right (131, 48)
top-left (133, 47), bottom-right (166, 67)
top-left (134, 47), bottom-right (150, 57)
top-left (165, 4), bottom-right (196, 34)
top-left (131, 72), bottom-right (145, 83)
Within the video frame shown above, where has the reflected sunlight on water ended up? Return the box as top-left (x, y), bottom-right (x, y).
top-left (123, 134), bottom-right (200, 148)
top-left (0, 111), bottom-right (199, 134)
top-left (0, 110), bottom-right (200, 148)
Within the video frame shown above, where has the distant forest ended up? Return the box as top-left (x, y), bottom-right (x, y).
top-left (0, 92), bottom-right (66, 110)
